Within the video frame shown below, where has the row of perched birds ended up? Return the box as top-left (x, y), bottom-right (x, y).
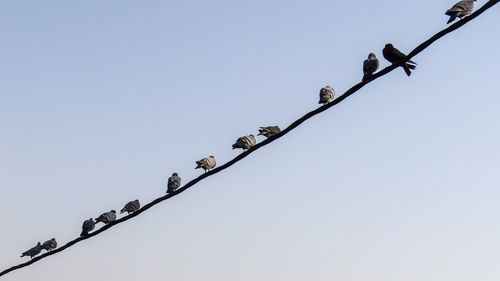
top-left (18, 0), bottom-right (477, 261)
top-left (19, 126), bottom-right (280, 259)
top-left (324, 0), bottom-right (477, 105)
top-left (360, 0), bottom-right (476, 82)
top-left (19, 128), bottom-right (280, 259)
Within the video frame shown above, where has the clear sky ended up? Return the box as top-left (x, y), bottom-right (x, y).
top-left (1, 1), bottom-right (499, 280)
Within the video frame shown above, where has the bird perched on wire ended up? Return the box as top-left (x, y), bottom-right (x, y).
top-left (258, 126), bottom-right (281, 138)
top-left (20, 242), bottom-right (42, 259)
top-left (363, 53), bottom-right (379, 81)
top-left (446, 0), bottom-right (476, 24)
top-left (382, 43), bottom-right (417, 76)
top-left (167, 172), bottom-right (181, 194)
top-left (318, 86), bottom-right (335, 104)
top-left (95, 210), bottom-right (117, 224)
top-left (195, 156), bottom-right (216, 172)
top-left (120, 200), bottom-right (140, 214)
top-left (81, 218), bottom-right (95, 237)
top-left (232, 134), bottom-right (256, 150)
top-left (41, 238), bottom-right (57, 252)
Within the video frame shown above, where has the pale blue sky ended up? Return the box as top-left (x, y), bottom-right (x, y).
top-left (1, 1), bottom-right (500, 280)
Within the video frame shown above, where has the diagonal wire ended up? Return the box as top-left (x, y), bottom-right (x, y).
top-left (1, 0), bottom-right (498, 277)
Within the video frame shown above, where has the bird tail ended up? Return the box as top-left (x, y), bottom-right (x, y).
top-left (447, 14), bottom-right (456, 24)
top-left (407, 63), bottom-right (416, 70)
top-left (403, 64), bottom-right (412, 76)
top-left (120, 208), bottom-right (126, 214)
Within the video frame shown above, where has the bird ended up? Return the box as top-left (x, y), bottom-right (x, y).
top-left (382, 43), bottom-right (417, 76)
top-left (446, 0), bottom-right (476, 24)
top-left (258, 126), bottom-right (281, 138)
top-left (232, 134), bottom-right (256, 150)
top-left (41, 238), bottom-right (57, 252)
top-left (318, 86), bottom-right (335, 104)
top-left (120, 200), bottom-right (140, 214)
top-left (363, 53), bottom-right (379, 81)
top-left (81, 218), bottom-right (96, 237)
top-left (167, 172), bottom-right (181, 194)
top-left (20, 242), bottom-right (42, 259)
top-left (95, 210), bottom-right (117, 224)
top-left (195, 156), bottom-right (216, 172)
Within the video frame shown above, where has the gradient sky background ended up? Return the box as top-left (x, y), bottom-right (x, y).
top-left (1, 1), bottom-right (500, 280)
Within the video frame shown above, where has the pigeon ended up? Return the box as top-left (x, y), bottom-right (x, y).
top-left (232, 134), bottom-right (256, 150)
top-left (363, 53), bottom-right (379, 81)
top-left (81, 218), bottom-right (96, 237)
top-left (120, 200), bottom-right (140, 214)
top-left (41, 238), bottom-right (57, 252)
top-left (318, 86), bottom-right (335, 104)
top-left (95, 210), bottom-right (117, 224)
top-left (20, 242), bottom-right (42, 259)
top-left (258, 126), bottom-right (281, 138)
top-left (195, 156), bottom-right (216, 172)
top-left (446, 0), bottom-right (476, 24)
top-left (382, 43), bottom-right (417, 76)
top-left (167, 172), bottom-right (181, 194)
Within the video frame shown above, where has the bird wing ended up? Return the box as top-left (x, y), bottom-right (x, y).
top-left (448, 0), bottom-right (472, 13)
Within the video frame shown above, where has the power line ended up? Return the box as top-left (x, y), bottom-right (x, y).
top-left (1, 0), bottom-right (498, 277)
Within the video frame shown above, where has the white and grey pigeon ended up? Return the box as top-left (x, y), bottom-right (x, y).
top-left (95, 210), bottom-right (117, 224)
top-left (121, 200), bottom-right (140, 214)
top-left (41, 238), bottom-right (57, 252)
top-left (318, 86), bottom-right (335, 104)
top-left (195, 156), bottom-right (216, 172)
top-left (81, 218), bottom-right (95, 237)
top-left (232, 134), bottom-right (256, 150)
top-left (258, 126), bottom-right (281, 138)
top-left (446, 0), bottom-right (476, 24)
top-left (167, 172), bottom-right (181, 194)
top-left (20, 242), bottom-right (42, 259)
top-left (363, 53), bottom-right (379, 81)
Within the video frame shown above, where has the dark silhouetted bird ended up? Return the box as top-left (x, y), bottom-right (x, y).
top-left (258, 126), bottom-right (281, 138)
top-left (363, 53), bottom-right (379, 81)
top-left (41, 238), bottom-right (57, 252)
top-left (167, 172), bottom-right (181, 194)
top-left (81, 218), bottom-right (95, 237)
top-left (121, 200), bottom-right (140, 214)
top-left (382, 43), bottom-right (417, 76)
top-left (20, 242), bottom-right (42, 259)
top-left (318, 86), bottom-right (335, 104)
top-left (232, 134), bottom-right (256, 150)
top-left (195, 156), bottom-right (216, 172)
top-left (446, 0), bottom-right (475, 24)
top-left (95, 210), bottom-right (116, 224)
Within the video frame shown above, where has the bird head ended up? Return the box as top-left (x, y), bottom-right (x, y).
top-left (37, 242), bottom-right (41, 246)
top-left (385, 43), bottom-right (393, 48)
top-left (172, 172), bottom-right (178, 176)
top-left (368, 53), bottom-right (376, 58)
top-left (110, 210), bottom-right (116, 213)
